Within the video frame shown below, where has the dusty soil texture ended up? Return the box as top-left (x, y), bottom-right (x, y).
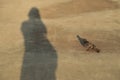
top-left (0, 0), bottom-right (120, 80)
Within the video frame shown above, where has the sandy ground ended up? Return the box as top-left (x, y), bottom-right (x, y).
top-left (0, 0), bottom-right (120, 80)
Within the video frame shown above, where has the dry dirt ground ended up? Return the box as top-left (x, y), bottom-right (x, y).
top-left (0, 0), bottom-right (120, 80)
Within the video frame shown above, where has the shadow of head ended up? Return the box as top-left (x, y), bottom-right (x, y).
top-left (28, 7), bottom-right (41, 19)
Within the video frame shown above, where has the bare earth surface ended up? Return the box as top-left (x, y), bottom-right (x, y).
top-left (0, 0), bottom-right (120, 80)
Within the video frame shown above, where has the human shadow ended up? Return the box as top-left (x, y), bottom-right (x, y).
top-left (20, 7), bottom-right (57, 80)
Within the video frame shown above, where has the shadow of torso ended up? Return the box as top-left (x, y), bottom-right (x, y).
top-left (21, 9), bottom-right (57, 80)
